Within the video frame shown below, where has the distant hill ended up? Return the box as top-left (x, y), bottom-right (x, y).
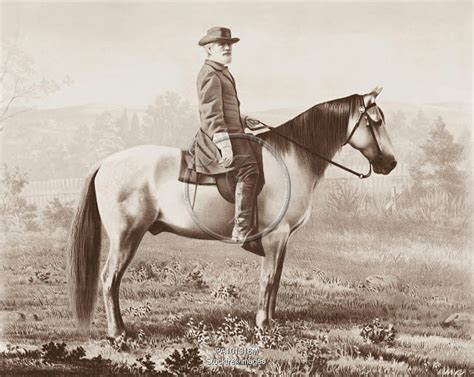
top-left (249, 101), bottom-right (471, 137)
top-left (2, 100), bottom-right (471, 180)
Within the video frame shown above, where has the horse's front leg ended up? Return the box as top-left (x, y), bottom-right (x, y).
top-left (256, 227), bottom-right (289, 328)
top-left (268, 243), bottom-right (287, 322)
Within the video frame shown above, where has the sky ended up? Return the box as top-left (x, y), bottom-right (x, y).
top-left (1, 1), bottom-right (472, 113)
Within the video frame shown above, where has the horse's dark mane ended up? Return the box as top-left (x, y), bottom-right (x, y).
top-left (260, 94), bottom-right (361, 177)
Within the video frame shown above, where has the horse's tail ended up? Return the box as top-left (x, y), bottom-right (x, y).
top-left (67, 162), bottom-right (102, 332)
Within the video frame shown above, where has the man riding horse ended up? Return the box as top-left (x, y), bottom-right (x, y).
top-left (193, 26), bottom-right (265, 256)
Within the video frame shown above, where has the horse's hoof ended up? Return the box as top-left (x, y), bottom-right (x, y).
top-left (255, 311), bottom-right (268, 328)
top-left (107, 329), bottom-right (127, 339)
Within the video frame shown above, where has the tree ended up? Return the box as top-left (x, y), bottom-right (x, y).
top-left (409, 116), bottom-right (465, 196)
top-left (128, 112), bottom-right (145, 146)
top-left (0, 41), bottom-right (70, 128)
top-left (143, 92), bottom-right (197, 147)
top-left (90, 112), bottom-right (126, 160)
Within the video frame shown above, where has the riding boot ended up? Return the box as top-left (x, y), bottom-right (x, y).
top-left (232, 180), bottom-right (265, 257)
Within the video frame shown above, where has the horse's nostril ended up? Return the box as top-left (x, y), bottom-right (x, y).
top-left (391, 160), bottom-right (397, 169)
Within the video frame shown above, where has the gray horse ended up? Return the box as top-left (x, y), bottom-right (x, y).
top-left (67, 87), bottom-right (396, 337)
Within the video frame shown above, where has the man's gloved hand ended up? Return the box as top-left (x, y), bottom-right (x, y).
top-left (213, 132), bottom-right (233, 167)
top-left (243, 116), bottom-right (261, 129)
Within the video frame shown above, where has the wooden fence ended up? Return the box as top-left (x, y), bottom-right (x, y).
top-left (20, 164), bottom-right (411, 208)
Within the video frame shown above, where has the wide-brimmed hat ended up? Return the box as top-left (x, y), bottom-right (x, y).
top-left (198, 27), bottom-right (240, 46)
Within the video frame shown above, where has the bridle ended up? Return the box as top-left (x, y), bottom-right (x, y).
top-left (343, 101), bottom-right (384, 159)
top-left (260, 96), bottom-right (384, 179)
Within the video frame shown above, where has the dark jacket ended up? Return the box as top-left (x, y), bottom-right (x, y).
top-left (192, 59), bottom-right (246, 175)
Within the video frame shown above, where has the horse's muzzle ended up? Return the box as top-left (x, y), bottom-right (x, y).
top-left (372, 156), bottom-right (397, 175)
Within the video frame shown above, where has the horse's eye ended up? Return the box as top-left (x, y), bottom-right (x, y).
top-left (371, 119), bottom-right (383, 127)
top-left (366, 108), bottom-right (383, 127)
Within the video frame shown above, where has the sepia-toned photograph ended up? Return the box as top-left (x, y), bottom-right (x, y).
top-left (1, 1), bottom-right (472, 375)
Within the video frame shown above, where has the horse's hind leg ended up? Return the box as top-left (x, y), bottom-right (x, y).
top-left (101, 228), bottom-right (145, 337)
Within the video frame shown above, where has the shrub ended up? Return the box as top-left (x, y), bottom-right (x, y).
top-left (186, 318), bottom-right (212, 346)
top-left (211, 284), bottom-right (239, 300)
top-left (162, 347), bottom-right (203, 375)
top-left (41, 342), bottom-right (85, 363)
top-left (215, 314), bottom-right (252, 346)
top-left (184, 269), bottom-right (208, 288)
top-left (324, 182), bottom-right (363, 214)
top-left (0, 165), bottom-right (39, 232)
top-left (106, 330), bottom-right (150, 352)
top-left (124, 302), bottom-right (152, 318)
top-left (42, 198), bottom-right (74, 230)
top-left (297, 332), bottom-right (333, 369)
top-left (135, 353), bottom-right (156, 373)
top-left (415, 190), bottom-right (466, 224)
top-left (254, 320), bottom-right (284, 349)
top-left (360, 318), bottom-right (397, 345)
top-left (128, 264), bottom-right (153, 283)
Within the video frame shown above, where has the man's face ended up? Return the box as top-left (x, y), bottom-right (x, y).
top-left (206, 42), bottom-right (233, 65)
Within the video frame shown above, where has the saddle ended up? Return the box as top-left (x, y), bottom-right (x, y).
top-left (178, 128), bottom-right (268, 204)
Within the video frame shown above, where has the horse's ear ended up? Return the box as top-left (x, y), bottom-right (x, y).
top-left (374, 86), bottom-right (383, 97)
top-left (369, 86), bottom-right (383, 97)
top-left (364, 87), bottom-right (383, 106)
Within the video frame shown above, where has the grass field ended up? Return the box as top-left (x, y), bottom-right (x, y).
top-left (1, 195), bottom-right (472, 376)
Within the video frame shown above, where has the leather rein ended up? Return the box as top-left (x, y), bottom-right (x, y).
top-left (258, 98), bottom-right (383, 179)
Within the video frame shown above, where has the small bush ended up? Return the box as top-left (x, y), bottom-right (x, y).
top-left (162, 347), bottom-right (203, 375)
top-left (124, 302), bottom-right (152, 318)
top-left (324, 182), bottom-right (363, 214)
top-left (297, 332), bottom-right (333, 366)
top-left (360, 318), bottom-right (397, 345)
top-left (42, 198), bottom-right (74, 230)
top-left (211, 284), bottom-right (239, 300)
top-left (0, 165), bottom-right (39, 232)
top-left (184, 269), bottom-right (208, 288)
top-left (254, 321), bottom-right (284, 349)
top-left (215, 314), bottom-right (252, 346)
top-left (128, 265), bottom-right (153, 283)
top-left (134, 353), bottom-right (157, 374)
top-left (415, 190), bottom-right (466, 224)
top-left (186, 318), bottom-right (212, 346)
top-left (41, 341), bottom-right (85, 363)
top-left (106, 329), bottom-right (150, 352)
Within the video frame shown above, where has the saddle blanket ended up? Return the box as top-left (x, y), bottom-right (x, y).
top-left (178, 131), bottom-right (267, 204)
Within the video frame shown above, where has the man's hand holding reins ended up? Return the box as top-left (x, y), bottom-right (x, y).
top-left (245, 117), bottom-right (261, 128)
